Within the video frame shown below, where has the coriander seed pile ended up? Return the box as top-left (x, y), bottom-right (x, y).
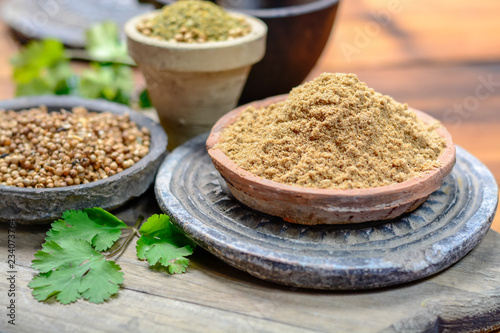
top-left (216, 73), bottom-right (448, 190)
top-left (137, 0), bottom-right (251, 43)
top-left (0, 106), bottom-right (150, 188)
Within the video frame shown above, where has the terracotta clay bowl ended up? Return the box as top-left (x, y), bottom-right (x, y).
top-left (206, 95), bottom-right (456, 225)
top-left (0, 96), bottom-right (168, 224)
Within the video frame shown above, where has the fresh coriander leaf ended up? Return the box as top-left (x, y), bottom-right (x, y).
top-left (79, 258), bottom-right (123, 303)
top-left (29, 238), bottom-right (123, 304)
top-left (11, 39), bottom-right (67, 83)
top-left (84, 207), bottom-right (126, 228)
top-left (15, 63), bottom-right (75, 96)
top-left (11, 39), bottom-right (75, 97)
top-left (29, 270), bottom-right (82, 304)
top-left (46, 209), bottom-right (128, 252)
top-left (138, 89), bottom-right (153, 108)
top-left (136, 214), bottom-right (196, 274)
top-left (50, 62), bottom-right (75, 94)
top-left (16, 61), bottom-right (75, 96)
top-left (79, 63), bottom-right (133, 105)
top-left (85, 21), bottom-right (130, 63)
top-left (15, 77), bottom-right (52, 96)
top-left (139, 238), bottom-right (194, 274)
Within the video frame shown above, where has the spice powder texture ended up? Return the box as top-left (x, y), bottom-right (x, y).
top-left (216, 73), bottom-right (447, 190)
top-left (138, 0), bottom-right (251, 43)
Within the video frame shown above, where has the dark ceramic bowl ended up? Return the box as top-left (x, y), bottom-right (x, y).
top-left (0, 96), bottom-right (168, 224)
top-left (206, 95), bottom-right (456, 225)
top-left (158, 0), bottom-right (341, 104)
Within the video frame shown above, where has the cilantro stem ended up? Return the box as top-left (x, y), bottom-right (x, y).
top-left (106, 215), bottom-right (144, 259)
top-left (132, 215), bottom-right (144, 230)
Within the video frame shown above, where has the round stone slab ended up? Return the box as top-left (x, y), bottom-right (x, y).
top-left (155, 134), bottom-right (498, 290)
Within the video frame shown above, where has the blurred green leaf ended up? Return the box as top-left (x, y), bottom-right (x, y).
top-left (79, 63), bottom-right (133, 105)
top-left (138, 89), bottom-right (153, 108)
top-left (16, 78), bottom-right (52, 96)
top-left (11, 39), bottom-right (68, 83)
top-left (11, 39), bottom-right (74, 97)
top-left (11, 22), bottom-right (144, 107)
top-left (136, 214), bottom-right (196, 274)
top-left (86, 21), bottom-right (130, 63)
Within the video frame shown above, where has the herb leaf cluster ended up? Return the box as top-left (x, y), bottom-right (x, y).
top-left (29, 208), bottom-right (195, 304)
top-left (11, 22), bottom-right (151, 107)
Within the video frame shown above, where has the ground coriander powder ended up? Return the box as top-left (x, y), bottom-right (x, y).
top-left (137, 0), bottom-right (251, 43)
top-left (216, 73), bottom-right (447, 190)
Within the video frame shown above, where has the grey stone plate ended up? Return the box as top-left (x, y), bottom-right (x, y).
top-left (155, 134), bottom-right (498, 290)
top-left (0, 96), bottom-right (167, 224)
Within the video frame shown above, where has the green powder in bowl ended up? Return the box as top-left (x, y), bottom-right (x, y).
top-left (136, 0), bottom-right (251, 43)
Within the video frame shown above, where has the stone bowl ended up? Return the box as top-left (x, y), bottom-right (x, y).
top-left (0, 96), bottom-right (168, 224)
top-left (206, 95), bottom-right (456, 225)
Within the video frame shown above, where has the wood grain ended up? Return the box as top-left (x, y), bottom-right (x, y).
top-left (1, 192), bottom-right (500, 333)
top-left (321, 0), bottom-right (500, 68)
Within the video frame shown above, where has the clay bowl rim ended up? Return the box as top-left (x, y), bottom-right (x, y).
top-left (124, 10), bottom-right (267, 51)
top-left (206, 94), bottom-right (456, 202)
top-left (0, 95), bottom-right (167, 195)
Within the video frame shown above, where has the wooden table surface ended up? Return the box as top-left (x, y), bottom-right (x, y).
top-left (1, 0), bottom-right (500, 332)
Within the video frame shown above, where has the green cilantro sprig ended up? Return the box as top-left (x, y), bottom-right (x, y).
top-left (10, 39), bottom-right (74, 96)
top-left (136, 214), bottom-right (197, 274)
top-left (28, 208), bottom-right (196, 304)
top-left (10, 21), bottom-right (151, 107)
top-left (29, 239), bottom-right (124, 304)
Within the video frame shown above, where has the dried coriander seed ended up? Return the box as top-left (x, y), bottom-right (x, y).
top-left (0, 106), bottom-right (151, 188)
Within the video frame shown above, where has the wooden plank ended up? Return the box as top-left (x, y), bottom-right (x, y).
top-left (2, 266), bottom-right (314, 333)
top-left (2, 195), bottom-right (500, 333)
top-left (321, 0), bottom-right (500, 68)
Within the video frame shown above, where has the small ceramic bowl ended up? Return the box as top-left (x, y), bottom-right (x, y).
top-left (125, 10), bottom-right (267, 150)
top-left (206, 95), bottom-right (456, 225)
top-left (0, 96), bottom-right (168, 224)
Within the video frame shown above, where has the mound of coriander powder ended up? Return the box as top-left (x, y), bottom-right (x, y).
top-left (137, 0), bottom-right (251, 43)
top-left (216, 73), bottom-right (447, 190)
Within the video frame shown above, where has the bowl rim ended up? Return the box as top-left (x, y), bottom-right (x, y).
top-left (206, 94), bottom-right (456, 200)
top-left (218, 0), bottom-right (341, 18)
top-left (0, 95), bottom-right (168, 194)
top-left (159, 0), bottom-right (341, 18)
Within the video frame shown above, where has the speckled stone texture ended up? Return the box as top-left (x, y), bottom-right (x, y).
top-left (155, 134), bottom-right (498, 290)
top-left (0, 96), bottom-right (168, 224)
